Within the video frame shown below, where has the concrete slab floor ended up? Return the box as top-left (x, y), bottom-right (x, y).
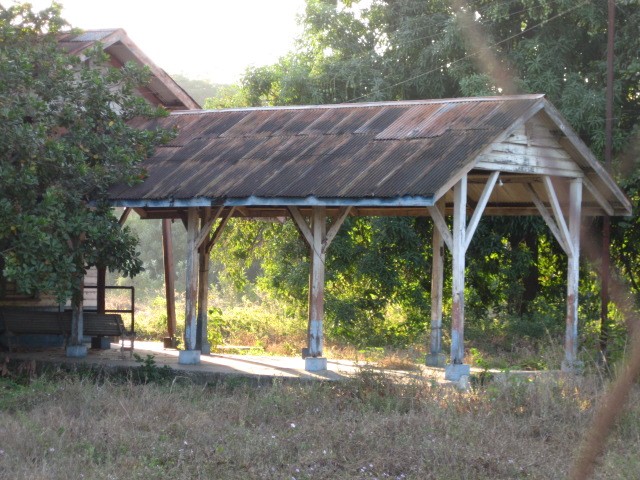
top-left (3, 341), bottom-right (549, 386)
top-left (3, 341), bottom-right (444, 383)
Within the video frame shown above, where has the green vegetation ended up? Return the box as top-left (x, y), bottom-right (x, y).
top-left (0, 365), bottom-right (639, 479)
top-left (0, 4), bottom-right (171, 310)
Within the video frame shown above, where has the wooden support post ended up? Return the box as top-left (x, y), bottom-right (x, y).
top-left (97, 267), bottom-right (106, 314)
top-left (308, 207), bottom-right (327, 365)
top-left (162, 219), bottom-right (177, 348)
top-left (426, 200), bottom-right (446, 368)
top-left (196, 209), bottom-right (212, 355)
top-left (180, 207), bottom-right (201, 365)
top-left (446, 175), bottom-right (470, 381)
top-left (288, 205), bottom-right (347, 372)
top-left (196, 247), bottom-right (211, 354)
top-left (67, 276), bottom-right (87, 357)
top-left (563, 178), bottom-right (582, 372)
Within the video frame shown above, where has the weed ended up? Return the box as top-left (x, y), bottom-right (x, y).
top-left (132, 354), bottom-right (174, 384)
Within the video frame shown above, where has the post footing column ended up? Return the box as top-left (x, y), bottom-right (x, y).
top-left (305, 357), bottom-right (327, 372)
top-left (445, 363), bottom-right (470, 381)
top-left (561, 359), bottom-right (584, 374)
top-left (66, 345), bottom-right (88, 358)
top-left (179, 350), bottom-right (201, 365)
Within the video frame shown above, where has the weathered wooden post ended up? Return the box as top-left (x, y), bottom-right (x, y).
top-left (196, 209), bottom-right (212, 355)
top-left (307, 206), bottom-right (327, 369)
top-left (426, 201), bottom-right (446, 367)
top-left (180, 207), bottom-right (201, 364)
top-left (289, 205), bottom-right (351, 371)
top-left (162, 219), bottom-right (177, 348)
top-left (67, 276), bottom-right (88, 357)
top-left (563, 178), bottom-right (583, 371)
top-left (446, 176), bottom-right (471, 380)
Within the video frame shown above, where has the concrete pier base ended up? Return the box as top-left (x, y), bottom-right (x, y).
top-left (66, 345), bottom-right (88, 358)
top-left (305, 357), bottom-right (327, 372)
top-left (444, 363), bottom-right (470, 381)
top-left (561, 359), bottom-right (584, 374)
top-left (178, 350), bottom-right (201, 365)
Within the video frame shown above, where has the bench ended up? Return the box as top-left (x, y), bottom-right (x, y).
top-left (83, 312), bottom-right (135, 354)
top-left (0, 310), bottom-right (72, 351)
top-left (0, 309), bottom-right (134, 353)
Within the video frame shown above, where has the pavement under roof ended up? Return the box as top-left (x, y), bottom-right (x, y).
top-left (5, 341), bottom-right (449, 384)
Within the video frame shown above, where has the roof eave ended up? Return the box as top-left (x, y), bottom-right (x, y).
top-left (109, 195), bottom-right (436, 209)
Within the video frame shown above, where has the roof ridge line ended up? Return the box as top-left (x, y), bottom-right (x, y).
top-left (170, 94), bottom-right (545, 116)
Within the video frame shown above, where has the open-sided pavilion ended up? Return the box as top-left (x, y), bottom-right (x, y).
top-left (109, 94), bottom-right (631, 380)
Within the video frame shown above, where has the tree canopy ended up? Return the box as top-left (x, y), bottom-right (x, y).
top-left (0, 3), bottom-right (171, 305)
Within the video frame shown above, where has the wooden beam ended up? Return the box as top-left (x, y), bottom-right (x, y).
top-left (162, 219), bottom-right (177, 343)
top-left (183, 207), bottom-right (199, 351)
top-left (427, 199), bottom-right (445, 367)
top-left (206, 207), bottom-right (236, 253)
top-left (427, 205), bottom-right (453, 251)
top-left (526, 184), bottom-right (572, 256)
top-left (542, 175), bottom-right (574, 258)
top-left (450, 175), bottom-right (467, 365)
top-left (475, 159), bottom-right (584, 178)
top-left (196, 245), bottom-right (211, 355)
top-left (195, 206), bottom-right (223, 250)
top-left (118, 207), bottom-right (132, 225)
top-left (583, 176), bottom-right (614, 216)
top-left (564, 178), bottom-right (582, 371)
top-left (288, 206), bottom-right (313, 247)
top-left (322, 206), bottom-right (352, 253)
top-left (464, 171), bottom-right (499, 252)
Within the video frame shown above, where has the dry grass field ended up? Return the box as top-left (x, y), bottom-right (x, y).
top-left (0, 363), bottom-right (638, 480)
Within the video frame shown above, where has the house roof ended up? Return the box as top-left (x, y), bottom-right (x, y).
top-left (58, 29), bottom-right (200, 111)
top-left (108, 95), bottom-right (631, 218)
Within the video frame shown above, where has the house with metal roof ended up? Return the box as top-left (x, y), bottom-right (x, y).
top-left (58, 29), bottom-right (199, 111)
top-left (110, 94), bottom-right (631, 379)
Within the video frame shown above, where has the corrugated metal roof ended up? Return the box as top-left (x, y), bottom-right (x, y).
top-left (108, 95), bottom-right (631, 215)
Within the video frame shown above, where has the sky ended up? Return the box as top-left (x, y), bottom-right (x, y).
top-left (29, 0), bottom-right (306, 84)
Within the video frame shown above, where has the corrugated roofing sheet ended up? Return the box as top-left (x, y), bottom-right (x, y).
top-left (110, 96), bottom-right (547, 204)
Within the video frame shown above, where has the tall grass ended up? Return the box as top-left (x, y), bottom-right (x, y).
top-left (0, 366), bottom-right (638, 479)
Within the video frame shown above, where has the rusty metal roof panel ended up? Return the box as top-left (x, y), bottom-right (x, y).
top-left (111, 95), bottom-right (594, 205)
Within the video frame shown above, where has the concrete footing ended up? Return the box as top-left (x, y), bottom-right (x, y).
top-left (445, 363), bottom-right (470, 381)
top-left (305, 357), bottom-right (327, 371)
top-left (66, 345), bottom-right (88, 358)
top-left (425, 353), bottom-right (447, 368)
top-left (561, 359), bottom-right (584, 374)
top-left (178, 350), bottom-right (201, 365)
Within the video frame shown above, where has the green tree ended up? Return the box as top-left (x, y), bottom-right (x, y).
top-left (0, 3), bottom-right (171, 343)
